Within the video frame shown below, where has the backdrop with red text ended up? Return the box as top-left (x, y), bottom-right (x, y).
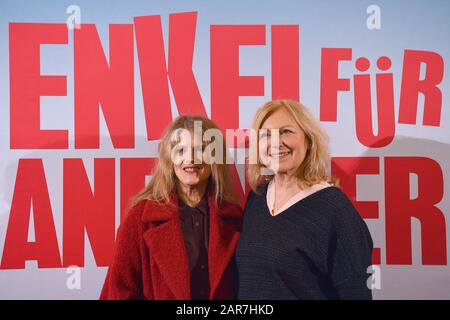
top-left (0, 0), bottom-right (449, 299)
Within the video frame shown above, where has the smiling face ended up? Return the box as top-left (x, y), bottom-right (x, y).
top-left (259, 107), bottom-right (309, 175)
top-left (172, 129), bottom-right (212, 189)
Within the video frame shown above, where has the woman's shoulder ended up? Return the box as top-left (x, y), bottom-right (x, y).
top-left (305, 185), bottom-right (352, 207)
top-left (120, 199), bottom-right (152, 231)
top-left (244, 183), bottom-right (269, 206)
top-left (111, 199), bottom-right (150, 246)
top-left (298, 185), bottom-right (360, 220)
top-left (313, 186), bottom-right (369, 229)
top-left (251, 182), bottom-right (270, 198)
top-left (127, 199), bottom-right (148, 217)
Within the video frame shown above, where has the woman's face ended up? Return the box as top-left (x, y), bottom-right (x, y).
top-left (172, 129), bottom-right (212, 189)
top-left (259, 107), bottom-right (308, 175)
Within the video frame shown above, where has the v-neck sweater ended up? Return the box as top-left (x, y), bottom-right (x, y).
top-left (235, 184), bottom-right (374, 300)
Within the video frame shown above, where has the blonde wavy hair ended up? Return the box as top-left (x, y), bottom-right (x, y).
top-left (131, 115), bottom-right (238, 207)
top-left (247, 100), bottom-right (337, 193)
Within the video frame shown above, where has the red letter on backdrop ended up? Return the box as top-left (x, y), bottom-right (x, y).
top-left (271, 25), bottom-right (299, 100)
top-left (134, 12), bottom-right (206, 140)
top-left (211, 24), bottom-right (265, 131)
top-left (120, 158), bottom-right (156, 222)
top-left (63, 159), bottom-right (115, 267)
top-left (74, 24), bottom-right (134, 149)
top-left (399, 50), bottom-right (443, 126)
top-left (9, 23), bottom-right (68, 149)
top-left (0, 159), bottom-right (61, 269)
top-left (320, 48), bottom-right (352, 122)
top-left (353, 67), bottom-right (396, 147)
top-left (385, 157), bottom-right (446, 265)
top-left (331, 157), bottom-right (380, 264)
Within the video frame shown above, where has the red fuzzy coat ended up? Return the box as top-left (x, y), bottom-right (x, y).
top-left (100, 191), bottom-right (243, 300)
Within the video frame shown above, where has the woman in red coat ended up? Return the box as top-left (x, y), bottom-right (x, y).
top-left (100, 115), bottom-right (242, 300)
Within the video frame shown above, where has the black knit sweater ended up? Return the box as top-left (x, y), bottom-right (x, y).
top-left (235, 184), bottom-right (373, 300)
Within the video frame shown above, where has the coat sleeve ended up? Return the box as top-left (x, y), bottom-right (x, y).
top-left (329, 190), bottom-right (374, 300)
top-left (99, 202), bottom-right (148, 300)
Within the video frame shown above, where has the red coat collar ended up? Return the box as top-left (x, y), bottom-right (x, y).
top-left (141, 188), bottom-right (242, 299)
